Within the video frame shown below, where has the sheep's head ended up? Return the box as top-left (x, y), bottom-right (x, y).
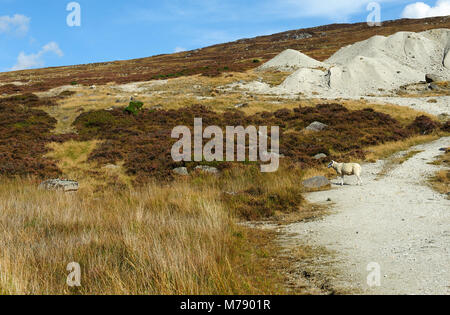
top-left (327, 161), bottom-right (335, 168)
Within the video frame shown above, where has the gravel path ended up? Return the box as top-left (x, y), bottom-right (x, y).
top-left (285, 137), bottom-right (450, 295)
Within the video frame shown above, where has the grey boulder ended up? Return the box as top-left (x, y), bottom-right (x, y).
top-left (195, 166), bottom-right (219, 174)
top-left (306, 121), bottom-right (328, 132)
top-left (314, 153), bottom-right (327, 160)
top-left (39, 179), bottom-right (79, 192)
top-left (173, 167), bottom-right (189, 176)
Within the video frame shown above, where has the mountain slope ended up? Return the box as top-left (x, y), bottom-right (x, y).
top-left (1, 16), bottom-right (450, 95)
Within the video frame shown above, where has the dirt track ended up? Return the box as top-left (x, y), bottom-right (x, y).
top-left (285, 137), bottom-right (450, 295)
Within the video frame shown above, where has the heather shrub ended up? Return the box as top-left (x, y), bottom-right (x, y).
top-left (124, 101), bottom-right (144, 115)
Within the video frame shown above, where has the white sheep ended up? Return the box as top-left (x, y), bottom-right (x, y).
top-left (328, 161), bottom-right (363, 186)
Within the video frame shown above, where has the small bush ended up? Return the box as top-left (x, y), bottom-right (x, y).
top-left (408, 115), bottom-right (440, 135)
top-left (124, 101), bottom-right (144, 115)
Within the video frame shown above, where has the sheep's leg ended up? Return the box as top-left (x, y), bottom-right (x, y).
top-left (341, 175), bottom-right (345, 186)
top-left (357, 175), bottom-right (363, 186)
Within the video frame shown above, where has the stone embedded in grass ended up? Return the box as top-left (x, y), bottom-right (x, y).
top-left (150, 105), bottom-right (163, 111)
top-left (195, 165), bottom-right (219, 174)
top-left (302, 176), bottom-right (330, 189)
top-left (39, 179), bottom-right (79, 192)
top-left (305, 121), bottom-right (329, 132)
top-left (314, 153), bottom-right (327, 160)
top-left (173, 167), bottom-right (189, 176)
top-left (234, 103), bottom-right (249, 109)
top-left (103, 164), bottom-right (120, 170)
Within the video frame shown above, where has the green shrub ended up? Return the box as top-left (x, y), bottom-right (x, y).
top-left (124, 101), bottom-right (144, 115)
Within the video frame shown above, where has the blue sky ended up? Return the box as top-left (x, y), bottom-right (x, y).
top-left (0, 0), bottom-right (449, 72)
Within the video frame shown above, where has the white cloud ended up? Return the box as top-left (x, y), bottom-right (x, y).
top-left (174, 46), bottom-right (187, 53)
top-left (401, 0), bottom-right (450, 18)
top-left (0, 14), bottom-right (30, 36)
top-left (10, 42), bottom-right (64, 71)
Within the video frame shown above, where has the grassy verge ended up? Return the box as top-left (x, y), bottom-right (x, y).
top-left (428, 149), bottom-right (449, 198)
top-left (0, 177), bottom-right (304, 295)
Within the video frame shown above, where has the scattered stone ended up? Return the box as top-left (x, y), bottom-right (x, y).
top-left (291, 32), bottom-right (313, 40)
top-left (314, 153), bottom-right (327, 160)
top-left (173, 167), bottom-right (189, 176)
top-left (195, 165), bottom-right (219, 174)
top-left (103, 164), bottom-right (120, 170)
top-left (39, 179), bottom-right (79, 192)
top-left (151, 105), bottom-right (163, 110)
top-left (306, 121), bottom-right (329, 132)
top-left (302, 176), bottom-right (331, 189)
top-left (234, 103), bottom-right (249, 109)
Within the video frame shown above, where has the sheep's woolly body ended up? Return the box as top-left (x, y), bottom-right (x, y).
top-left (329, 161), bottom-right (363, 186)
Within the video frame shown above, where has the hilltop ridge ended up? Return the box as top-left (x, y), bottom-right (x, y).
top-left (1, 16), bottom-right (450, 95)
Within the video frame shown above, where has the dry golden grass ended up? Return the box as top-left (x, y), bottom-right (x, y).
top-left (0, 158), bottom-right (334, 294)
top-left (0, 177), bottom-right (298, 295)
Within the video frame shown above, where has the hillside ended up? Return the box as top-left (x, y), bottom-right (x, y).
top-left (1, 16), bottom-right (450, 95)
top-left (0, 15), bottom-right (448, 295)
